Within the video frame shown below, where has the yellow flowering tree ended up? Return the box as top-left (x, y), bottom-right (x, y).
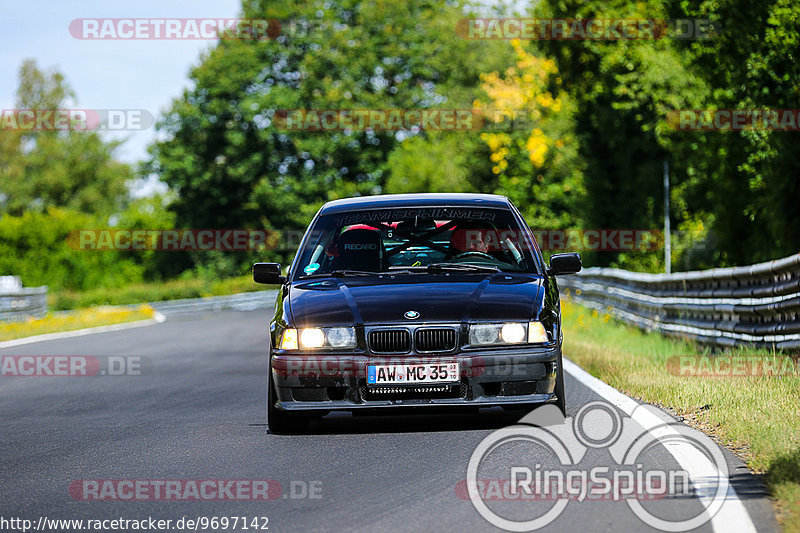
top-left (476, 40), bottom-right (584, 232)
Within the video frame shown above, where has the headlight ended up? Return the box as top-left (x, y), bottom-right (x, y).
top-left (501, 323), bottom-right (526, 343)
top-left (279, 327), bottom-right (357, 350)
top-left (469, 321), bottom-right (550, 346)
top-left (300, 328), bottom-right (325, 348)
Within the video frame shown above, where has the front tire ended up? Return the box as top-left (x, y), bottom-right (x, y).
top-left (267, 366), bottom-right (308, 434)
top-left (553, 351), bottom-right (566, 417)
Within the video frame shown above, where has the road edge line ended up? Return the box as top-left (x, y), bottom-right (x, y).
top-left (0, 311), bottom-right (166, 349)
top-left (563, 357), bottom-right (758, 533)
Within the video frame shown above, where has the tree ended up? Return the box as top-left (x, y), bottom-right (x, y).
top-left (0, 59), bottom-right (132, 217)
top-left (147, 0), bottom-right (514, 270)
top-left (531, 0), bottom-right (800, 268)
top-left (676, 0), bottom-right (800, 264)
top-left (474, 39), bottom-right (585, 235)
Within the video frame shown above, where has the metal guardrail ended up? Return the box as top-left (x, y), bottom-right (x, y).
top-left (558, 253), bottom-right (800, 350)
top-left (0, 284), bottom-right (49, 322)
top-left (45, 290), bottom-right (279, 321)
top-left (148, 290), bottom-right (278, 316)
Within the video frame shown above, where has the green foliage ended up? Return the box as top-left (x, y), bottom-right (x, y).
top-left (677, 0), bottom-right (800, 264)
top-left (114, 194), bottom-right (186, 280)
top-left (562, 299), bottom-right (800, 531)
top-left (384, 134), bottom-right (495, 194)
top-left (0, 198), bottom-right (181, 293)
top-left (49, 275), bottom-right (269, 311)
top-left (4, 0), bottom-right (793, 293)
top-left (0, 208), bottom-right (145, 290)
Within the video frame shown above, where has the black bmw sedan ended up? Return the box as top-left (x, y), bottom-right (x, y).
top-left (253, 193), bottom-right (581, 433)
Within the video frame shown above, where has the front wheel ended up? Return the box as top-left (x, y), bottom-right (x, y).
top-left (267, 367), bottom-right (308, 434)
top-left (553, 352), bottom-right (566, 417)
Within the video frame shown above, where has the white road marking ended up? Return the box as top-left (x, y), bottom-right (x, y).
top-left (564, 357), bottom-right (758, 533)
top-left (0, 312), bottom-right (166, 349)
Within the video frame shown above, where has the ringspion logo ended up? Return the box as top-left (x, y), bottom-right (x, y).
top-left (464, 402), bottom-right (730, 531)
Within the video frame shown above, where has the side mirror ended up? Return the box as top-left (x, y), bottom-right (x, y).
top-left (253, 263), bottom-right (285, 284)
top-left (548, 253), bottom-right (581, 275)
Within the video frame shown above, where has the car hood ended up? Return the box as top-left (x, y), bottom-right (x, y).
top-left (288, 274), bottom-right (544, 326)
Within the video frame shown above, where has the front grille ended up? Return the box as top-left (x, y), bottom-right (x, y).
top-left (415, 328), bottom-right (457, 352)
top-left (368, 329), bottom-right (411, 354)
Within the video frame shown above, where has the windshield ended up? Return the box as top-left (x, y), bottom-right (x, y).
top-left (292, 207), bottom-right (540, 278)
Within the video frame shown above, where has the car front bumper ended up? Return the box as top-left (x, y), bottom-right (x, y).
top-left (270, 346), bottom-right (560, 413)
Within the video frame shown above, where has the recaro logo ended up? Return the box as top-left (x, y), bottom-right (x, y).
top-left (343, 243), bottom-right (377, 250)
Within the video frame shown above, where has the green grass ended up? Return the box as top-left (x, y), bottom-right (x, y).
top-left (0, 305), bottom-right (156, 342)
top-left (561, 299), bottom-right (800, 532)
top-left (49, 275), bottom-right (276, 311)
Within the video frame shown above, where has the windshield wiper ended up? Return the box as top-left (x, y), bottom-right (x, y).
top-left (426, 263), bottom-right (501, 273)
top-left (299, 269), bottom-right (382, 279)
top-left (332, 269), bottom-right (381, 277)
top-left (386, 266), bottom-right (428, 274)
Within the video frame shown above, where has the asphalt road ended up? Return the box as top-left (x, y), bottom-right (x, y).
top-left (0, 307), bottom-right (780, 533)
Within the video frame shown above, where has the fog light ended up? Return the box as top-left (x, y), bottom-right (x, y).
top-left (470, 324), bottom-right (500, 345)
top-left (327, 327), bottom-right (355, 348)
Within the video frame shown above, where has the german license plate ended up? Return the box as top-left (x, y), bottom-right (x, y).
top-left (367, 362), bottom-right (459, 385)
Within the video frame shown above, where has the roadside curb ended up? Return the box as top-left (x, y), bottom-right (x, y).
top-left (564, 357), bottom-right (758, 533)
top-left (0, 311), bottom-right (166, 349)
top-left (0, 290), bottom-right (279, 348)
